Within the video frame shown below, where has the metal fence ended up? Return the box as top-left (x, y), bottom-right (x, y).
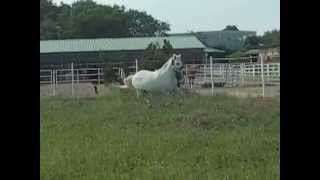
top-left (40, 60), bottom-right (139, 97)
top-left (41, 55), bottom-right (280, 97)
top-left (40, 68), bottom-right (104, 96)
top-left (184, 55), bottom-right (280, 97)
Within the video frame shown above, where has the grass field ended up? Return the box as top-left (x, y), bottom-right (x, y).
top-left (40, 88), bottom-right (280, 180)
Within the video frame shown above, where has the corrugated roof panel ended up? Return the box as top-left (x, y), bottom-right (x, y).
top-left (40, 36), bottom-right (205, 53)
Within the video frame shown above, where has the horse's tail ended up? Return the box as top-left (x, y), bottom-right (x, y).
top-left (124, 74), bottom-right (134, 89)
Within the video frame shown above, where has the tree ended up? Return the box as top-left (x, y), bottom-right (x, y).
top-left (100, 52), bottom-right (117, 85)
top-left (40, 19), bottom-right (61, 40)
top-left (126, 9), bottom-right (170, 37)
top-left (103, 62), bottom-right (117, 85)
top-left (142, 40), bottom-right (174, 70)
top-left (244, 36), bottom-right (263, 49)
top-left (162, 39), bottom-right (173, 55)
top-left (243, 29), bottom-right (280, 50)
top-left (223, 25), bottom-right (239, 31)
top-left (67, 1), bottom-right (128, 38)
top-left (40, 0), bottom-right (61, 39)
top-left (40, 0), bottom-right (171, 40)
top-left (261, 29), bottom-right (280, 48)
top-left (40, 0), bottom-right (58, 22)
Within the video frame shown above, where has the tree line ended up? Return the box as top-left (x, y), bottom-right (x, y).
top-left (245, 29), bottom-right (280, 49)
top-left (228, 29), bottom-right (280, 57)
top-left (40, 0), bottom-right (170, 40)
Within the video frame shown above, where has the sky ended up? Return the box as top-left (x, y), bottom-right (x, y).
top-left (52, 0), bottom-right (280, 36)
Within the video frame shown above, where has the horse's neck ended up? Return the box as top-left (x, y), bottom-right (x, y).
top-left (157, 58), bottom-right (172, 74)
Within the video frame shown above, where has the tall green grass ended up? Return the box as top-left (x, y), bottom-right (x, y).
top-left (40, 89), bottom-right (279, 180)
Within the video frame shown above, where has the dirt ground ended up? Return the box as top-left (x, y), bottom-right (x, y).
top-left (41, 83), bottom-right (280, 98)
top-left (40, 83), bottom-right (99, 97)
top-left (193, 85), bottom-right (280, 98)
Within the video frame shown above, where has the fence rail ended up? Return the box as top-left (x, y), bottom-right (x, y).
top-left (184, 55), bottom-right (280, 97)
top-left (41, 55), bottom-right (280, 97)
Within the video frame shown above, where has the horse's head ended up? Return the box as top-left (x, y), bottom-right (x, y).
top-left (171, 54), bottom-right (184, 87)
top-left (171, 54), bottom-right (183, 72)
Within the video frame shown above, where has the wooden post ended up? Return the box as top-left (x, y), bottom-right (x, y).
top-left (204, 53), bottom-right (208, 83)
top-left (77, 69), bottom-right (79, 85)
top-left (185, 65), bottom-right (189, 88)
top-left (135, 58), bottom-right (138, 96)
top-left (135, 58), bottom-right (138, 73)
top-left (240, 63), bottom-right (244, 86)
top-left (266, 64), bottom-right (270, 81)
top-left (98, 68), bottom-right (100, 86)
top-left (52, 70), bottom-right (55, 96)
top-left (71, 62), bottom-right (74, 96)
top-left (252, 63), bottom-right (255, 81)
top-left (50, 70), bottom-right (53, 91)
top-left (55, 70), bottom-right (58, 87)
top-left (210, 57), bottom-right (214, 96)
top-left (260, 54), bottom-right (265, 97)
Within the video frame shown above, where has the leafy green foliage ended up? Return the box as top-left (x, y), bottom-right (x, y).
top-left (40, 0), bottom-right (170, 40)
top-left (126, 9), bottom-right (170, 37)
top-left (244, 36), bottom-right (263, 49)
top-left (142, 40), bottom-right (174, 70)
top-left (261, 29), bottom-right (280, 48)
top-left (244, 29), bottom-right (280, 50)
top-left (103, 62), bottom-right (117, 85)
top-left (223, 25), bottom-right (239, 31)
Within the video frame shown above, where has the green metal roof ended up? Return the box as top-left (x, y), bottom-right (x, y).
top-left (40, 36), bottom-right (205, 54)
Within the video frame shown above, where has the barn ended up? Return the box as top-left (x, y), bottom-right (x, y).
top-left (40, 36), bottom-right (206, 69)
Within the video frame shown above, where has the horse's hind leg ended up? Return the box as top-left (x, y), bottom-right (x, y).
top-left (176, 88), bottom-right (185, 104)
top-left (141, 90), bottom-right (153, 108)
top-left (136, 89), bottom-right (142, 97)
top-left (162, 91), bottom-right (173, 106)
top-left (169, 89), bottom-right (184, 105)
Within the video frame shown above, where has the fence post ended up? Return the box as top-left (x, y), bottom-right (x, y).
top-left (185, 65), bottom-right (188, 88)
top-left (98, 68), bottom-right (100, 86)
top-left (266, 64), bottom-right (270, 81)
top-left (242, 64), bottom-right (245, 82)
top-left (50, 70), bottom-right (53, 91)
top-left (135, 58), bottom-right (138, 97)
top-left (204, 65), bottom-right (207, 83)
top-left (71, 62), bottom-right (74, 96)
top-left (56, 70), bottom-right (59, 90)
top-left (53, 70), bottom-right (56, 96)
top-left (210, 57), bottom-right (214, 96)
top-left (252, 64), bottom-right (255, 81)
top-left (260, 55), bottom-right (265, 98)
top-left (77, 69), bottom-right (79, 85)
top-left (135, 58), bottom-right (138, 73)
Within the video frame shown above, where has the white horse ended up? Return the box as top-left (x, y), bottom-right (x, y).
top-left (131, 54), bottom-right (184, 106)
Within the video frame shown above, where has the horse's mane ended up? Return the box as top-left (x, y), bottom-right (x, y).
top-left (158, 56), bottom-right (174, 72)
top-left (162, 57), bottom-right (173, 69)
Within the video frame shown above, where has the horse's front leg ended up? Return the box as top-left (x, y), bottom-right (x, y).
top-left (169, 88), bottom-right (185, 105)
top-left (163, 90), bottom-right (175, 106)
top-left (136, 89), bottom-right (141, 97)
top-left (141, 90), bottom-right (153, 108)
top-left (176, 88), bottom-right (186, 105)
